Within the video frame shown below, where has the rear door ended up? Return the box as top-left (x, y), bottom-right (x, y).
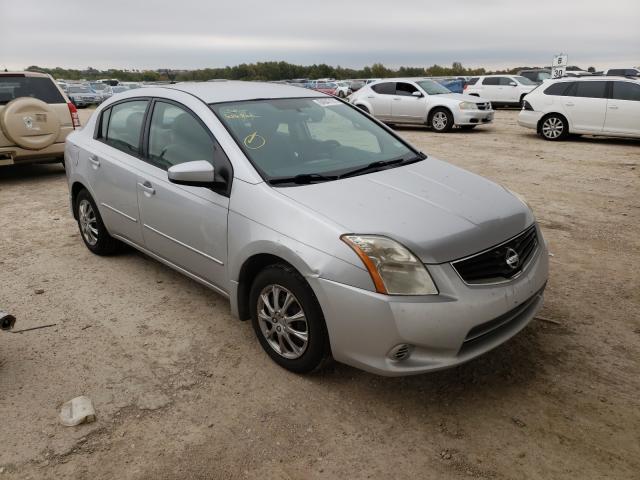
top-left (368, 82), bottom-right (395, 119)
top-left (83, 99), bottom-right (148, 245)
top-left (390, 82), bottom-right (426, 122)
top-left (479, 77), bottom-right (504, 102)
top-left (134, 99), bottom-right (230, 290)
top-left (604, 81), bottom-right (640, 135)
top-left (563, 81), bottom-right (608, 133)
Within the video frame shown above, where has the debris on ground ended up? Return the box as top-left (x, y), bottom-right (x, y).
top-left (59, 396), bottom-right (96, 427)
top-left (0, 311), bottom-right (16, 331)
top-left (10, 323), bottom-right (56, 334)
top-left (535, 315), bottom-right (562, 325)
top-left (34, 289), bottom-right (45, 295)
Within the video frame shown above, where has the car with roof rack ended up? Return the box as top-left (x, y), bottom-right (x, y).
top-left (518, 75), bottom-right (640, 140)
top-left (65, 80), bottom-right (548, 376)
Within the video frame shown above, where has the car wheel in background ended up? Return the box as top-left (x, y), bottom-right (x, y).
top-left (74, 189), bottom-right (120, 255)
top-left (429, 108), bottom-right (454, 132)
top-left (356, 104), bottom-right (370, 114)
top-left (250, 264), bottom-right (330, 374)
top-left (539, 114), bottom-right (569, 141)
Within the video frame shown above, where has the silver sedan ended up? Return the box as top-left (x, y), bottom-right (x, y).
top-left (65, 81), bottom-right (548, 376)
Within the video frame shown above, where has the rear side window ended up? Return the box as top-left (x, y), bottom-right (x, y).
top-left (467, 78), bottom-right (479, 85)
top-left (395, 82), bottom-right (418, 96)
top-left (611, 81), bottom-right (640, 101)
top-left (544, 82), bottom-right (573, 96)
top-left (573, 81), bottom-right (608, 99)
top-left (0, 75), bottom-right (65, 105)
top-left (104, 100), bottom-right (149, 155)
top-left (371, 82), bottom-right (395, 95)
top-left (482, 77), bottom-right (500, 85)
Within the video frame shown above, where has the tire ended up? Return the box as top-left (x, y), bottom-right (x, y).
top-left (74, 189), bottom-right (120, 255)
top-left (250, 264), bottom-right (329, 374)
top-left (539, 114), bottom-right (569, 141)
top-left (429, 108), bottom-right (454, 132)
top-left (459, 125), bottom-right (476, 131)
top-left (357, 104), bottom-right (369, 114)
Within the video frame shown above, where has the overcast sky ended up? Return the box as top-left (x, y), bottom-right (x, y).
top-left (1, 0), bottom-right (638, 71)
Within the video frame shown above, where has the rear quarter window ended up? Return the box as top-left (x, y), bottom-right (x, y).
top-left (0, 76), bottom-right (65, 105)
top-left (371, 82), bottom-right (395, 95)
top-left (467, 78), bottom-right (479, 85)
top-left (544, 82), bottom-right (573, 96)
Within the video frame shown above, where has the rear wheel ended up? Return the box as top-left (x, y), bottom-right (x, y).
top-left (250, 264), bottom-right (329, 374)
top-left (429, 108), bottom-right (454, 132)
top-left (75, 189), bottom-right (119, 255)
top-left (539, 114), bottom-right (569, 141)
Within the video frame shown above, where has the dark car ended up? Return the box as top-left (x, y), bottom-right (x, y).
top-left (517, 69), bottom-right (552, 84)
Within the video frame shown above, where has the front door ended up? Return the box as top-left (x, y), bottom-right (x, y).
top-left (604, 81), bottom-right (640, 135)
top-left (391, 82), bottom-right (427, 123)
top-left (135, 100), bottom-right (230, 290)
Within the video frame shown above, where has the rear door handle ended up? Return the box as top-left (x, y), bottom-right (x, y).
top-left (393, 97), bottom-right (401, 101)
top-left (565, 102), bottom-right (575, 107)
top-left (608, 105), bottom-right (619, 110)
top-left (88, 155), bottom-right (100, 167)
top-left (138, 181), bottom-right (155, 196)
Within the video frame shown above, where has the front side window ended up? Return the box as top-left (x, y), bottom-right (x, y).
top-left (148, 102), bottom-right (215, 169)
top-left (395, 82), bottom-right (419, 96)
top-left (371, 82), bottom-right (395, 95)
top-left (211, 98), bottom-right (418, 184)
top-left (415, 80), bottom-right (451, 95)
top-left (611, 81), bottom-right (640, 101)
top-left (104, 100), bottom-right (149, 155)
top-left (573, 81), bottom-right (608, 99)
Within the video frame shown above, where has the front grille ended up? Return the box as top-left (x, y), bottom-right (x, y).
top-left (452, 226), bottom-right (538, 284)
top-left (476, 102), bottom-right (491, 110)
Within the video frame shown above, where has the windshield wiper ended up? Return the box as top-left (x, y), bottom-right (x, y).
top-left (268, 173), bottom-right (339, 185)
top-left (339, 153), bottom-right (426, 179)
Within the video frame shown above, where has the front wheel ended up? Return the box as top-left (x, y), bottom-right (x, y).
top-left (539, 114), bottom-right (569, 141)
top-left (429, 108), bottom-right (454, 132)
top-left (250, 264), bottom-right (329, 374)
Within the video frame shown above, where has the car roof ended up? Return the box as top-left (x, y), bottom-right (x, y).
top-left (552, 75), bottom-right (639, 82)
top-left (0, 71), bottom-right (51, 78)
top-left (163, 80), bottom-right (325, 103)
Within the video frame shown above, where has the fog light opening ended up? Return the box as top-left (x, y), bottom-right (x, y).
top-left (388, 343), bottom-right (412, 362)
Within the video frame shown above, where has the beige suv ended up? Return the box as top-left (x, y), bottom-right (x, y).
top-left (0, 71), bottom-right (80, 167)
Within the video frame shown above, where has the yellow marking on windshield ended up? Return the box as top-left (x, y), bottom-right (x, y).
top-left (244, 131), bottom-right (266, 150)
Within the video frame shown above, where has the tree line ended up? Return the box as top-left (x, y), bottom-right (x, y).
top-left (23, 61), bottom-right (557, 82)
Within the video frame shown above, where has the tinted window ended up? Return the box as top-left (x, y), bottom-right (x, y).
top-left (148, 102), bottom-right (215, 169)
top-left (611, 81), bottom-right (640, 101)
top-left (105, 100), bottom-right (149, 155)
top-left (371, 82), bottom-right (395, 95)
top-left (395, 82), bottom-right (418, 96)
top-left (574, 81), bottom-right (608, 99)
top-left (0, 75), bottom-right (65, 105)
top-left (482, 77), bottom-right (501, 85)
top-left (544, 82), bottom-right (573, 96)
top-left (467, 77), bottom-right (479, 85)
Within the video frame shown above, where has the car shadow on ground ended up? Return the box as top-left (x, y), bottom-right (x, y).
top-left (0, 162), bottom-right (66, 182)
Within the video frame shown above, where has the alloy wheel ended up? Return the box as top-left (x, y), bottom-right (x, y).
top-left (542, 117), bottom-right (564, 139)
top-left (257, 284), bottom-right (309, 359)
top-left (432, 111), bottom-right (448, 131)
top-left (78, 199), bottom-right (98, 246)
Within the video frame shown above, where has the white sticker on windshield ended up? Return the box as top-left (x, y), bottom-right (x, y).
top-left (313, 98), bottom-right (341, 107)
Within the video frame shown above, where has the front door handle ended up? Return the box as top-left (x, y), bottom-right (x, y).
top-left (88, 155), bottom-right (100, 167)
top-left (393, 97), bottom-right (401, 101)
top-left (138, 181), bottom-right (155, 196)
top-left (565, 102), bottom-right (575, 107)
top-left (608, 105), bottom-right (619, 110)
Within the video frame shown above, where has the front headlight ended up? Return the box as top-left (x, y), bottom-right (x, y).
top-left (341, 235), bottom-right (438, 295)
top-left (458, 101), bottom-right (477, 110)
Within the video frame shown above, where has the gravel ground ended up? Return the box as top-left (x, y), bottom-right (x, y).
top-left (0, 109), bottom-right (638, 479)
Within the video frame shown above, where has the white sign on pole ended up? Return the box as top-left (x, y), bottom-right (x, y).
top-left (551, 54), bottom-right (568, 79)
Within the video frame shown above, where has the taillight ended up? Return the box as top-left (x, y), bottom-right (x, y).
top-left (68, 102), bottom-right (81, 129)
top-left (463, 84), bottom-right (468, 90)
top-left (522, 100), bottom-right (534, 111)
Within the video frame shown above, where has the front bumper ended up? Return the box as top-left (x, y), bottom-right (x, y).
top-left (311, 229), bottom-right (549, 376)
top-left (454, 109), bottom-right (495, 126)
top-left (517, 110), bottom-right (544, 130)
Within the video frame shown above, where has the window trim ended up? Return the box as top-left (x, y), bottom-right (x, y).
top-left (93, 96), bottom-right (151, 160)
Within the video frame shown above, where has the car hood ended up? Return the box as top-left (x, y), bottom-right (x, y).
top-left (277, 158), bottom-right (534, 264)
top-left (438, 92), bottom-right (486, 103)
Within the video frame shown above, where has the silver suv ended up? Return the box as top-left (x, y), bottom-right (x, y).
top-left (65, 81), bottom-right (548, 376)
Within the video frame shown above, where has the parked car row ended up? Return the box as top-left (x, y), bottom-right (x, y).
top-left (57, 79), bottom-right (143, 108)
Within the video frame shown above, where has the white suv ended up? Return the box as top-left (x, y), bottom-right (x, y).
top-left (465, 75), bottom-right (537, 107)
top-left (349, 78), bottom-right (494, 132)
top-left (518, 76), bottom-right (640, 140)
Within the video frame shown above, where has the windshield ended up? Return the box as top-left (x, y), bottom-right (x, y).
top-left (69, 86), bottom-right (91, 93)
top-left (90, 83), bottom-right (107, 90)
top-left (416, 80), bottom-right (451, 95)
top-left (211, 97), bottom-right (418, 184)
top-left (514, 76), bottom-right (536, 86)
top-left (536, 72), bottom-right (551, 81)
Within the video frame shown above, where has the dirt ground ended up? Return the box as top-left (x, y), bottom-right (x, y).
top-left (0, 109), bottom-right (638, 480)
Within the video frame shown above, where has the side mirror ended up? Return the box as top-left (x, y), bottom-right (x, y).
top-left (509, 81), bottom-right (517, 87)
top-left (168, 160), bottom-right (215, 187)
top-left (411, 91), bottom-right (423, 97)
